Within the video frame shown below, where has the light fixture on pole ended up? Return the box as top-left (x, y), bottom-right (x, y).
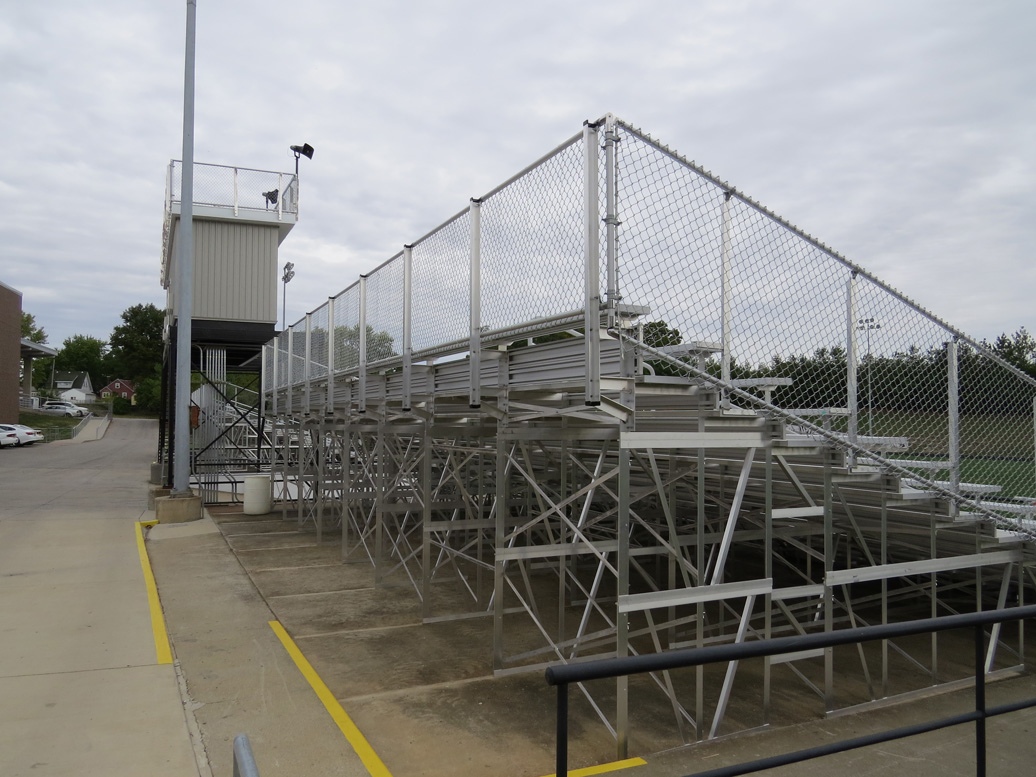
top-left (281, 261), bottom-right (295, 332)
top-left (289, 143), bottom-right (313, 213)
top-left (290, 143), bottom-right (314, 178)
top-left (857, 317), bottom-right (881, 437)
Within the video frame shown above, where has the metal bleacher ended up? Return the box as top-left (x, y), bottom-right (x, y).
top-left (260, 114), bottom-right (1036, 754)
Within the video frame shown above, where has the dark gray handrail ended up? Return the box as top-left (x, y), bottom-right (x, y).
top-left (546, 604), bottom-right (1036, 777)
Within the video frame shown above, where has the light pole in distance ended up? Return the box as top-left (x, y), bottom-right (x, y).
top-left (281, 261), bottom-right (295, 331)
top-left (857, 317), bottom-right (881, 436)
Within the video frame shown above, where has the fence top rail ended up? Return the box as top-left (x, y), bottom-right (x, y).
top-left (545, 603), bottom-right (1036, 686)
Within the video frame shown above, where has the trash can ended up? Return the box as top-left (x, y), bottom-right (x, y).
top-left (243, 474), bottom-right (272, 515)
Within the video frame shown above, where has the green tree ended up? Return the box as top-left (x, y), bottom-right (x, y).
top-left (640, 319), bottom-right (685, 377)
top-left (21, 312), bottom-right (47, 343)
top-left (55, 334), bottom-right (109, 392)
top-left (134, 368), bottom-right (162, 413)
top-left (314, 324), bottom-right (396, 369)
top-left (20, 312), bottom-right (54, 389)
top-left (988, 328), bottom-right (1036, 379)
top-left (108, 303), bottom-right (164, 382)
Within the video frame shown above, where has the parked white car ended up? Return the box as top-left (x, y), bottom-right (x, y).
top-left (0, 427), bottom-right (18, 447)
top-left (0, 424), bottom-right (45, 445)
top-left (41, 400), bottom-right (89, 417)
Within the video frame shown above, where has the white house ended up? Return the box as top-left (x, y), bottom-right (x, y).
top-left (53, 371), bottom-right (96, 403)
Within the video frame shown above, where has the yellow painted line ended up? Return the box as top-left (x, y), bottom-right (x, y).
top-left (269, 620), bottom-right (393, 777)
top-left (270, 618), bottom-right (643, 777)
top-left (135, 521), bottom-right (173, 664)
top-left (541, 757), bottom-right (648, 777)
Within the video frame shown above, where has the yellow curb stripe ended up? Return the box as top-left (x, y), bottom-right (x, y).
top-left (541, 757), bottom-right (648, 777)
top-left (269, 620), bottom-right (393, 777)
top-left (135, 521), bottom-right (173, 665)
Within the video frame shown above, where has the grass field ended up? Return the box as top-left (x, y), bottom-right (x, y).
top-left (18, 410), bottom-right (91, 442)
top-left (792, 407), bottom-right (1036, 499)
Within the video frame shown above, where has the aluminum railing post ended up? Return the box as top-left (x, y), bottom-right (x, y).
top-left (948, 337), bottom-right (960, 510)
top-left (358, 276), bottom-right (368, 414)
top-left (604, 115), bottom-right (620, 327)
top-left (847, 271), bottom-right (859, 450)
top-left (720, 192), bottom-right (732, 407)
top-left (286, 326), bottom-right (294, 417)
top-left (469, 200), bottom-right (482, 409)
top-left (403, 245), bottom-right (413, 411)
top-left (584, 120), bottom-right (601, 406)
top-left (304, 312), bottom-right (312, 413)
top-left (326, 296), bottom-right (335, 415)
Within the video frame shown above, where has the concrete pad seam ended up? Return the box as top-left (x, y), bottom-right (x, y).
top-left (268, 587), bottom-right (376, 600)
top-left (231, 543), bottom-right (331, 553)
top-left (294, 622), bottom-right (422, 639)
top-left (0, 663), bottom-right (170, 681)
top-left (254, 562), bottom-right (362, 572)
top-left (339, 673), bottom-right (495, 703)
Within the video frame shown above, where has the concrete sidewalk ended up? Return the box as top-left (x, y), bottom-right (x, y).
top-left (3, 420), bottom-right (1035, 777)
top-left (145, 515), bottom-right (368, 777)
top-left (0, 418), bottom-right (367, 777)
top-left (0, 419), bottom-right (200, 777)
top-left (46, 414), bottom-right (110, 444)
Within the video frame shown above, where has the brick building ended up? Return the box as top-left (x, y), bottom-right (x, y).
top-left (0, 281), bottom-right (21, 423)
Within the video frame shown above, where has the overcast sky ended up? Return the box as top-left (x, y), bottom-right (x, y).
top-left (1, 0), bottom-right (1033, 350)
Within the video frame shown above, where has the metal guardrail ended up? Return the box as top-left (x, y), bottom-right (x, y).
top-left (232, 733), bottom-right (260, 777)
top-left (545, 604), bottom-right (1036, 777)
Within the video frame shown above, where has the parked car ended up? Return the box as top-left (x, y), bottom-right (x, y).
top-left (0, 427), bottom-right (18, 447)
top-left (40, 400), bottom-right (89, 417)
top-left (0, 424), bottom-right (44, 445)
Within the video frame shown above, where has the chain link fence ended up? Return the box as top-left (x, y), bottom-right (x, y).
top-left (615, 120), bottom-right (1036, 519)
top-left (268, 115), bottom-right (1036, 521)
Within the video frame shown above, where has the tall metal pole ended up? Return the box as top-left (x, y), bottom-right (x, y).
top-left (281, 261), bottom-right (295, 332)
top-left (172, 0), bottom-right (197, 496)
top-left (857, 316), bottom-right (881, 437)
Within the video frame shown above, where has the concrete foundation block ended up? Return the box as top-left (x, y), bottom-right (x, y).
top-left (147, 486), bottom-right (171, 510)
top-left (155, 494), bottom-right (203, 524)
top-left (149, 462), bottom-right (164, 485)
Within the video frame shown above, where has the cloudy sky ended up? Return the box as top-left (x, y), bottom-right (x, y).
top-left (2, 0), bottom-right (1033, 350)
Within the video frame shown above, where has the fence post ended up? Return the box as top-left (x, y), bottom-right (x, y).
top-left (403, 245), bottom-right (413, 412)
top-left (326, 296), bottom-right (336, 415)
top-left (604, 115), bottom-right (620, 326)
top-left (948, 337), bottom-right (960, 512)
top-left (720, 192), bottom-right (732, 407)
top-left (584, 121), bottom-right (601, 406)
top-left (469, 199), bottom-right (482, 409)
top-left (847, 272), bottom-right (859, 450)
top-left (358, 276), bottom-right (368, 414)
top-left (271, 339), bottom-right (279, 416)
top-left (276, 172), bottom-right (283, 220)
top-left (304, 312), bottom-right (312, 413)
top-left (286, 326), bottom-right (294, 416)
